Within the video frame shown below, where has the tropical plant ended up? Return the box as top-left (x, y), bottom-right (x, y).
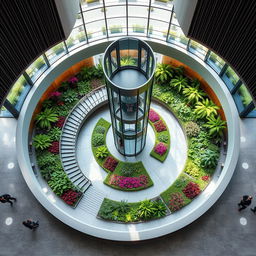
top-left (95, 146), bottom-right (108, 159)
top-left (137, 200), bottom-right (156, 220)
top-left (203, 115), bottom-right (226, 137)
top-left (182, 84), bottom-right (206, 103)
top-left (184, 121), bottom-right (200, 137)
top-left (170, 75), bottom-right (189, 92)
top-left (47, 170), bottom-right (73, 196)
top-left (152, 200), bottom-right (167, 218)
top-left (48, 127), bottom-right (62, 141)
top-left (35, 108), bottom-right (58, 129)
top-left (200, 149), bottom-right (219, 168)
top-left (194, 98), bottom-right (219, 119)
top-left (155, 63), bottom-right (173, 83)
top-left (98, 199), bottom-right (119, 220)
top-left (120, 56), bottom-right (136, 66)
top-left (92, 134), bottom-right (104, 147)
top-left (173, 65), bottom-right (185, 76)
top-left (94, 125), bottom-right (106, 134)
top-left (33, 134), bottom-right (52, 150)
top-left (116, 200), bottom-right (130, 215)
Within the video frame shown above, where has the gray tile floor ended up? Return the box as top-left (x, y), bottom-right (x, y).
top-left (0, 118), bottom-right (256, 256)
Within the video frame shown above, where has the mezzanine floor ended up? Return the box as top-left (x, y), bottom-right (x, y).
top-left (0, 117), bottom-right (256, 256)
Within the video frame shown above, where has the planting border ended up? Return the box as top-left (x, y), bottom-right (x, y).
top-left (149, 108), bottom-right (171, 162)
top-left (91, 118), bottom-right (154, 191)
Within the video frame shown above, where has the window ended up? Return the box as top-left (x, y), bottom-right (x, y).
top-left (206, 52), bottom-right (225, 73)
top-left (188, 40), bottom-right (208, 59)
top-left (8, 76), bottom-right (31, 111)
top-left (222, 66), bottom-right (240, 90)
top-left (26, 56), bottom-right (47, 82)
top-left (45, 42), bottom-right (66, 64)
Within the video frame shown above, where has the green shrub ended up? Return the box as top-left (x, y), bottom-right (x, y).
top-left (62, 90), bottom-right (78, 103)
top-left (77, 81), bottom-right (91, 97)
top-left (37, 152), bottom-right (60, 168)
top-left (33, 134), bottom-right (52, 150)
top-left (35, 108), bottom-right (58, 129)
top-left (92, 134), bottom-right (104, 147)
top-left (184, 121), bottom-right (200, 137)
top-left (94, 125), bottom-right (106, 134)
top-left (47, 170), bottom-right (73, 196)
top-left (95, 146), bottom-right (108, 159)
top-left (157, 134), bottom-right (169, 143)
top-left (184, 161), bottom-right (200, 178)
top-left (200, 149), bottom-right (219, 168)
top-left (120, 164), bottom-right (138, 177)
top-left (174, 175), bottom-right (189, 188)
top-left (49, 127), bottom-right (62, 141)
top-left (174, 103), bottom-right (195, 122)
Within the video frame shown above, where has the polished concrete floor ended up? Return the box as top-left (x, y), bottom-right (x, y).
top-left (0, 117), bottom-right (256, 256)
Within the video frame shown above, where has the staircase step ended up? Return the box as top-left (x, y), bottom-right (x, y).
top-left (81, 180), bottom-right (91, 192)
top-left (63, 160), bottom-right (77, 167)
top-left (66, 166), bottom-right (80, 174)
top-left (65, 163), bottom-right (78, 171)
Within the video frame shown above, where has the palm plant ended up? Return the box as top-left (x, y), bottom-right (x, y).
top-left (33, 134), bottom-right (52, 150)
top-left (170, 75), bottom-right (189, 92)
top-left (35, 108), bottom-right (58, 129)
top-left (95, 146), bottom-right (109, 159)
top-left (182, 81), bottom-right (206, 103)
top-left (203, 115), bottom-right (226, 137)
top-left (155, 63), bottom-right (173, 83)
top-left (137, 200), bottom-right (157, 220)
top-left (194, 99), bottom-right (219, 119)
top-left (120, 56), bottom-right (136, 66)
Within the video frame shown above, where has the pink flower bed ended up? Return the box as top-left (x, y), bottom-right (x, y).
top-left (149, 109), bottom-right (160, 123)
top-left (109, 175), bottom-right (148, 189)
top-left (68, 76), bottom-right (78, 86)
top-left (154, 142), bottom-right (167, 155)
top-left (50, 91), bottom-right (62, 98)
top-left (154, 120), bottom-right (167, 132)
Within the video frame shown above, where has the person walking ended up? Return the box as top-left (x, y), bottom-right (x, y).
top-left (0, 194), bottom-right (16, 206)
top-left (251, 206), bottom-right (256, 214)
top-left (22, 219), bottom-right (39, 231)
top-left (238, 195), bottom-right (253, 211)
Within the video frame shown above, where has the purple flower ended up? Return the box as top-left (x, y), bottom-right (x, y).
top-left (154, 142), bottom-right (167, 155)
top-left (149, 109), bottom-right (160, 123)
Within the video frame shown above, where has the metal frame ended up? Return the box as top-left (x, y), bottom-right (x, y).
top-left (103, 37), bottom-right (155, 156)
top-left (2, 1), bottom-right (255, 118)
